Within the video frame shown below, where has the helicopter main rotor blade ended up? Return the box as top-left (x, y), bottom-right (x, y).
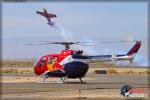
top-left (25, 43), bottom-right (54, 45)
top-left (76, 40), bottom-right (136, 44)
top-left (39, 40), bottom-right (136, 44)
top-left (39, 41), bottom-right (80, 44)
top-left (25, 42), bottom-right (77, 45)
top-left (75, 44), bottom-right (93, 46)
top-left (25, 40), bottom-right (136, 46)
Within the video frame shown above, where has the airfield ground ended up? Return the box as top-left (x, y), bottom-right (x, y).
top-left (1, 60), bottom-right (150, 99)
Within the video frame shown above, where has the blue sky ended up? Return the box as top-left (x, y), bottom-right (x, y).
top-left (2, 2), bottom-right (148, 66)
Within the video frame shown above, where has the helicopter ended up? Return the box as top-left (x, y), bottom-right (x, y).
top-left (27, 41), bottom-right (141, 83)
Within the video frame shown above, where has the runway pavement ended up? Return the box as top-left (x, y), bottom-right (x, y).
top-left (1, 74), bottom-right (149, 94)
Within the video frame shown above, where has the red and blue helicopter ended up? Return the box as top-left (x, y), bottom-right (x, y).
top-left (27, 41), bottom-right (141, 83)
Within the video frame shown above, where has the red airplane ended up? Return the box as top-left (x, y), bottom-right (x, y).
top-left (36, 8), bottom-right (57, 27)
top-left (31, 41), bottom-right (141, 83)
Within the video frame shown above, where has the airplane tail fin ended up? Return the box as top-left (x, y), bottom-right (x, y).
top-left (126, 41), bottom-right (141, 62)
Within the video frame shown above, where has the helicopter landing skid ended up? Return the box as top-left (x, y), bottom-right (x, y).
top-left (79, 78), bottom-right (86, 84)
top-left (36, 76), bottom-right (86, 84)
top-left (36, 77), bottom-right (67, 84)
top-left (58, 77), bottom-right (67, 83)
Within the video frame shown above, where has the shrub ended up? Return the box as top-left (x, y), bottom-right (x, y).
top-left (126, 71), bottom-right (135, 74)
top-left (107, 69), bottom-right (118, 74)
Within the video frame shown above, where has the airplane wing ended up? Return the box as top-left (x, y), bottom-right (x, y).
top-left (36, 11), bottom-right (45, 17)
top-left (47, 13), bottom-right (57, 18)
top-left (36, 11), bottom-right (57, 18)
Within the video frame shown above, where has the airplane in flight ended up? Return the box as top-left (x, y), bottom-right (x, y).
top-left (36, 8), bottom-right (57, 27)
top-left (28, 41), bottom-right (141, 83)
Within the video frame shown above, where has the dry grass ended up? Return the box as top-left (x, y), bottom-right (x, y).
top-left (1, 68), bottom-right (33, 74)
top-left (107, 69), bottom-right (118, 74)
top-left (106, 68), bottom-right (150, 75)
top-left (1, 60), bottom-right (34, 67)
top-left (91, 67), bottom-right (150, 75)
top-left (90, 62), bottom-right (117, 68)
top-left (140, 70), bottom-right (150, 74)
top-left (2, 68), bottom-right (19, 73)
top-left (125, 70), bottom-right (135, 74)
top-left (20, 70), bottom-right (33, 73)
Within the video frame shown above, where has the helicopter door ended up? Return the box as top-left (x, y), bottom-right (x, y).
top-left (47, 57), bottom-right (55, 72)
top-left (38, 57), bottom-right (47, 73)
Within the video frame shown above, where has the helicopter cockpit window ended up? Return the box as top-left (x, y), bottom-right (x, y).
top-left (33, 59), bottom-right (39, 67)
top-left (39, 57), bottom-right (46, 67)
top-left (54, 58), bottom-right (57, 62)
top-left (48, 57), bottom-right (52, 64)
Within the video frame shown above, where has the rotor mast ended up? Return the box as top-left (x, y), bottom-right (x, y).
top-left (64, 44), bottom-right (70, 50)
top-left (59, 42), bottom-right (75, 50)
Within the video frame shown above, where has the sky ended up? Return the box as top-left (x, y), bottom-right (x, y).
top-left (2, 2), bottom-right (149, 66)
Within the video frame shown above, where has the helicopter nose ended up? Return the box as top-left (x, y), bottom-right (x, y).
top-left (34, 65), bottom-right (42, 75)
top-left (34, 66), bottom-right (39, 75)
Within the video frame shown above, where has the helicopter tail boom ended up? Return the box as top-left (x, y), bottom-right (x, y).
top-left (80, 41), bottom-right (141, 63)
